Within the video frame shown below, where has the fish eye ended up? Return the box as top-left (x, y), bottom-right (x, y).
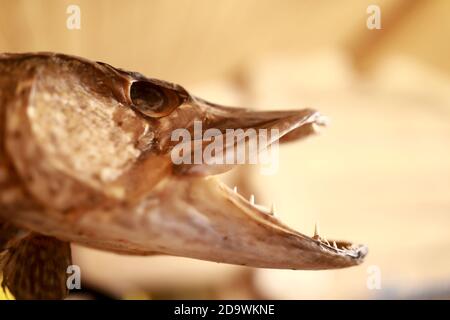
top-left (130, 80), bottom-right (183, 117)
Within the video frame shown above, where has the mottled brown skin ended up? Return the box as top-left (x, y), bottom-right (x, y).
top-left (0, 53), bottom-right (367, 299)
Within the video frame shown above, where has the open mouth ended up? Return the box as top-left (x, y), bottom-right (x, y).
top-left (219, 108), bottom-right (368, 268)
top-left (216, 109), bottom-right (367, 263)
top-left (148, 105), bottom-right (369, 270)
top-left (153, 103), bottom-right (369, 270)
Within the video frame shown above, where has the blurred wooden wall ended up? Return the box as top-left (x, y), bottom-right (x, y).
top-left (0, 0), bottom-right (449, 84)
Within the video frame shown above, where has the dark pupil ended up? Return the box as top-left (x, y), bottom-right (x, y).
top-left (130, 81), bottom-right (165, 113)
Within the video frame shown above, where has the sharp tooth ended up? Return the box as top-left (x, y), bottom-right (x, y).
top-left (250, 194), bottom-right (255, 205)
top-left (333, 241), bottom-right (338, 249)
top-left (323, 238), bottom-right (330, 246)
top-left (233, 186), bottom-right (238, 193)
top-left (313, 222), bottom-right (319, 238)
top-left (270, 203), bottom-right (275, 216)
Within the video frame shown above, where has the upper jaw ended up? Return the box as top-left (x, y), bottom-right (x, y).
top-left (145, 97), bottom-right (329, 176)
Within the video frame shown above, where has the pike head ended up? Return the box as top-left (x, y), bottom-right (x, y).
top-left (0, 52), bottom-right (367, 270)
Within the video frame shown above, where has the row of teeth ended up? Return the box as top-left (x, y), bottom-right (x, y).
top-left (314, 223), bottom-right (355, 253)
top-left (233, 186), bottom-right (355, 254)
